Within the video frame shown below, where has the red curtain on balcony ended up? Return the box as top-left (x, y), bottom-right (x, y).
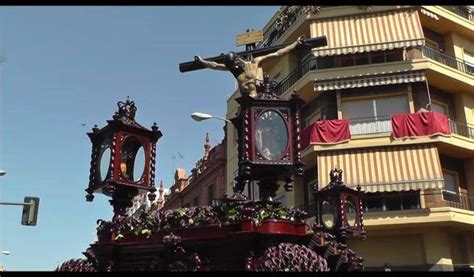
top-left (301, 119), bottom-right (351, 149)
top-left (391, 112), bottom-right (451, 139)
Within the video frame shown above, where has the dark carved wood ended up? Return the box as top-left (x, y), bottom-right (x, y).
top-left (230, 75), bottom-right (305, 200)
top-left (85, 98), bottom-right (162, 218)
top-left (313, 168), bottom-right (366, 242)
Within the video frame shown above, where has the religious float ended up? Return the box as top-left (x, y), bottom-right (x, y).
top-left (57, 79), bottom-right (366, 272)
top-left (57, 29), bottom-right (367, 271)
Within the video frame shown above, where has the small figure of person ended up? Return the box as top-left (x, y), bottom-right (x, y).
top-left (194, 36), bottom-right (305, 98)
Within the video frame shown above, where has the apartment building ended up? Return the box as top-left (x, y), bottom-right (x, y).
top-left (226, 6), bottom-right (474, 271)
top-left (162, 133), bottom-right (227, 210)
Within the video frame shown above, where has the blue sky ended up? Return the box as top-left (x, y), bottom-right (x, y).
top-left (0, 6), bottom-right (278, 271)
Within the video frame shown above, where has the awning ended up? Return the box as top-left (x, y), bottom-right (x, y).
top-left (311, 9), bottom-right (425, 57)
top-left (317, 144), bottom-right (444, 193)
top-left (420, 8), bottom-right (439, 20)
top-left (314, 70), bottom-right (426, 92)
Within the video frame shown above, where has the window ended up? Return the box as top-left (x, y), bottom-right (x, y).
top-left (342, 95), bottom-right (409, 120)
top-left (443, 170), bottom-right (459, 194)
top-left (401, 194), bottom-right (421, 210)
top-left (316, 56), bottom-right (335, 69)
top-left (425, 38), bottom-right (439, 50)
top-left (340, 55), bottom-right (355, 67)
top-left (366, 197), bottom-right (384, 212)
top-left (364, 191), bottom-right (420, 212)
top-left (463, 51), bottom-right (474, 65)
top-left (304, 110), bottom-right (321, 128)
top-left (354, 53), bottom-right (369, 65)
top-left (431, 100), bottom-right (449, 117)
top-left (208, 184), bottom-right (215, 204)
top-left (372, 52), bottom-right (385, 64)
top-left (463, 51), bottom-right (474, 74)
top-left (385, 196), bottom-right (402, 211)
top-left (385, 50), bottom-right (403, 62)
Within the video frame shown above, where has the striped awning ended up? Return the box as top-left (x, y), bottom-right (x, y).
top-left (314, 70), bottom-right (426, 92)
top-left (317, 144), bottom-right (444, 193)
top-left (311, 9), bottom-right (425, 57)
top-left (419, 8), bottom-right (439, 20)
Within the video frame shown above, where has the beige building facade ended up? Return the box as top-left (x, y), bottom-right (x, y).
top-left (226, 6), bottom-right (474, 271)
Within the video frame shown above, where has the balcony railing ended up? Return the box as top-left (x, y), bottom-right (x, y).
top-left (275, 57), bottom-right (317, 95)
top-left (297, 189), bottom-right (474, 217)
top-left (441, 6), bottom-right (473, 21)
top-left (349, 116), bottom-right (392, 136)
top-left (448, 119), bottom-right (474, 139)
top-left (441, 190), bottom-right (474, 211)
top-left (421, 45), bottom-right (474, 76)
top-left (259, 6), bottom-right (306, 49)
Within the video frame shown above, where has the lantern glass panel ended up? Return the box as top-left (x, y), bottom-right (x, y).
top-left (133, 146), bottom-right (146, 181)
top-left (255, 110), bottom-right (288, 160)
top-left (120, 136), bottom-right (145, 182)
top-left (99, 146), bottom-right (111, 181)
top-left (321, 200), bottom-right (335, 229)
top-left (345, 199), bottom-right (357, 227)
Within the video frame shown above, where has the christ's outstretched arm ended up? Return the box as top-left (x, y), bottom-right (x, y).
top-left (195, 56), bottom-right (228, 71)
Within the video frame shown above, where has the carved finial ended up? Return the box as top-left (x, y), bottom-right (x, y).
top-left (257, 74), bottom-right (279, 97)
top-left (263, 74), bottom-right (271, 93)
top-left (203, 133), bottom-right (211, 161)
top-left (152, 122), bottom-right (158, 131)
top-left (113, 97), bottom-right (137, 121)
top-left (92, 124), bottom-right (99, 133)
top-left (329, 167), bottom-right (343, 185)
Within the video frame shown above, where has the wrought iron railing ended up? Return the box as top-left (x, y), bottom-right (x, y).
top-left (274, 57), bottom-right (317, 95)
top-left (348, 116), bottom-right (392, 136)
top-left (441, 6), bottom-right (473, 21)
top-left (298, 189), bottom-right (474, 216)
top-left (441, 190), bottom-right (474, 211)
top-left (259, 6), bottom-right (306, 49)
top-left (421, 46), bottom-right (474, 76)
top-left (448, 119), bottom-right (474, 139)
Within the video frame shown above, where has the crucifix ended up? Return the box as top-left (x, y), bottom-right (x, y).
top-left (179, 32), bottom-right (327, 98)
top-left (179, 31), bottom-right (327, 201)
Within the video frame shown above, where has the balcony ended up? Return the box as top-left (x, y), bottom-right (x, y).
top-left (349, 116), bottom-right (392, 136)
top-left (347, 116), bottom-right (474, 140)
top-left (441, 6), bottom-right (473, 21)
top-left (259, 6), bottom-right (307, 49)
top-left (298, 189), bottom-right (474, 218)
top-left (421, 46), bottom-right (474, 76)
top-left (275, 57), bottom-right (316, 95)
top-left (449, 119), bottom-right (474, 139)
top-left (441, 190), bottom-right (474, 211)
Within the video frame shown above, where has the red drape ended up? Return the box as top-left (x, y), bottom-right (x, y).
top-left (301, 119), bottom-right (351, 149)
top-left (391, 111), bottom-right (451, 139)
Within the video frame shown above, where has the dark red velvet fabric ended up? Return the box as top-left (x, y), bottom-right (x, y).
top-left (301, 119), bottom-right (351, 149)
top-left (391, 112), bottom-right (451, 139)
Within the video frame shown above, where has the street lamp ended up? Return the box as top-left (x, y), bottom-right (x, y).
top-left (1, 251), bottom-right (10, 255)
top-left (0, 170), bottom-right (6, 176)
top-left (191, 112), bottom-right (231, 123)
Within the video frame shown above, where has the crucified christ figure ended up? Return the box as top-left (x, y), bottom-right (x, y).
top-left (194, 35), bottom-right (305, 98)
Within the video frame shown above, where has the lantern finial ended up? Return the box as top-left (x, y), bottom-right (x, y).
top-left (329, 167), bottom-right (343, 185)
top-left (114, 97), bottom-right (137, 121)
